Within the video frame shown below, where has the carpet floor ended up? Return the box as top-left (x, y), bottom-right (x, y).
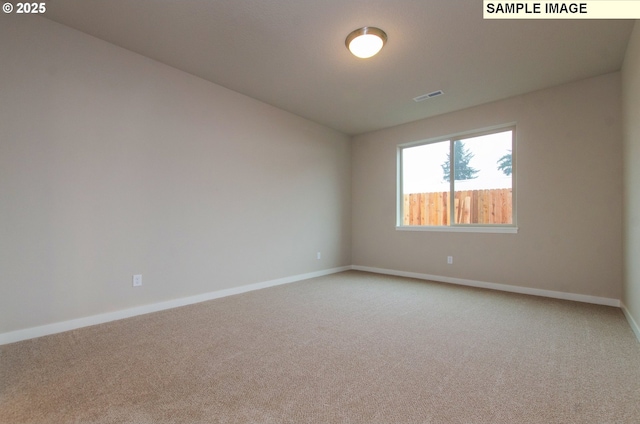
top-left (1, 271), bottom-right (639, 423)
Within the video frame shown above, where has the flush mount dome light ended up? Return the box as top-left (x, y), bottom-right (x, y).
top-left (345, 27), bottom-right (387, 59)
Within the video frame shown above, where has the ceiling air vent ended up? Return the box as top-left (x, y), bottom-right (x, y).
top-left (413, 90), bottom-right (444, 102)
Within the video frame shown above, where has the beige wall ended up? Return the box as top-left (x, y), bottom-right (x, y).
top-left (352, 73), bottom-right (623, 300)
top-left (0, 17), bottom-right (351, 333)
top-left (622, 21), bottom-right (640, 328)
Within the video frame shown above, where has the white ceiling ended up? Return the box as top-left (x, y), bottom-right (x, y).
top-left (43, 1), bottom-right (634, 135)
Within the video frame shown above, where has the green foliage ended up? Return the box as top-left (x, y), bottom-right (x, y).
top-left (497, 150), bottom-right (512, 176)
top-left (441, 141), bottom-right (479, 182)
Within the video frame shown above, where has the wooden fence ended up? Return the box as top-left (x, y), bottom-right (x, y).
top-left (403, 188), bottom-right (512, 225)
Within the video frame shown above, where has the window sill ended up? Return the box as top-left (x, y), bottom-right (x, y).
top-left (396, 225), bottom-right (518, 234)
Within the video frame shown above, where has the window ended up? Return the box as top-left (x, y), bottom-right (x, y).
top-left (397, 126), bottom-right (516, 232)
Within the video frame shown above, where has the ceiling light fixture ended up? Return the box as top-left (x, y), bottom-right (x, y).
top-left (345, 27), bottom-right (387, 59)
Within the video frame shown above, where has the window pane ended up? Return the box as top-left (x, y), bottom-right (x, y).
top-left (402, 140), bottom-right (449, 225)
top-left (452, 131), bottom-right (512, 224)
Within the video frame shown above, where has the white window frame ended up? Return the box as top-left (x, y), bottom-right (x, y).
top-left (396, 124), bottom-right (517, 233)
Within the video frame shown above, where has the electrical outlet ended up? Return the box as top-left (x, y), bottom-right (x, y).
top-left (133, 274), bottom-right (142, 287)
top-left (317, 252), bottom-right (322, 260)
top-left (447, 256), bottom-right (453, 265)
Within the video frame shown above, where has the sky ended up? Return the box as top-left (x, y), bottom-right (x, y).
top-left (402, 130), bottom-right (512, 194)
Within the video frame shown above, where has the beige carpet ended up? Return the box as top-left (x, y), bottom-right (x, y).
top-left (1, 271), bottom-right (639, 423)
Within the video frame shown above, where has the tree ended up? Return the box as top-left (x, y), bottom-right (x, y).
top-left (441, 141), bottom-right (479, 182)
top-left (497, 150), bottom-right (512, 176)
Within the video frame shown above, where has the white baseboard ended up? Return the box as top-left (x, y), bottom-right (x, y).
top-left (0, 266), bottom-right (351, 346)
top-left (2, 265), bottom-right (626, 346)
top-left (351, 265), bottom-right (621, 307)
top-left (621, 302), bottom-right (640, 343)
